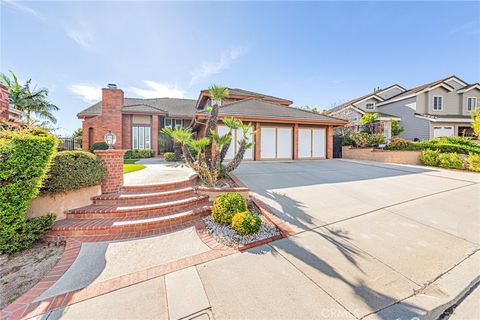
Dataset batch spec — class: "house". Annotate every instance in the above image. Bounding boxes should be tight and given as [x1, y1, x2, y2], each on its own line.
[77, 84, 347, 160]
[327, 76, 480, 140]
[0, 84, 25, 125]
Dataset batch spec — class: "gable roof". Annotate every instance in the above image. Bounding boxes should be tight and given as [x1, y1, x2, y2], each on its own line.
[197, 98, 346, 124]
[77, 98, 197, 118]
[458, 83, 480, 93]
[327, 91, 383, 115]
[196, 87, 293, 108]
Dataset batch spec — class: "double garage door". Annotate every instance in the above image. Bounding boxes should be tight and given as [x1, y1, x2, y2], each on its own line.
[260, 126, 326, 160]
[433, 126, 454, 138]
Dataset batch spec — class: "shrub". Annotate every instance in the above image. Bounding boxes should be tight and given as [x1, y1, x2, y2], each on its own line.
[367, 134, 385, 147]
[387, 138, 414, 150]
[164, 152, 175, 161]
[212, 192, 247, 224]
[41, 151, 106, 194]
[231, 211, 262, 235]
[467, 153, 480, 172]
[0, 129, 58, 254]
[350, 132, 370, 148]
[437, 152, 464, 169]
[124, 149, 154, 159]
[391, 120, 404, 136]
[89, 141, 109, 152]
[420, 149, 440, 167]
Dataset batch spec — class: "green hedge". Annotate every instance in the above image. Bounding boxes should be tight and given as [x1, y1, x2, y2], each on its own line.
[0, 129, 58, 254]
[387, 137, 480, 154]
[41, 151, 106, 194]
[164, 152, 175, 161]
[89, 141, 109, 152]
[212, 192, 247, 224]
[124, 149, 154, 159]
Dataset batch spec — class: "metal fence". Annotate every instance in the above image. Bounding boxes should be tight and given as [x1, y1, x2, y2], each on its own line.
[57, 137, 82, 151]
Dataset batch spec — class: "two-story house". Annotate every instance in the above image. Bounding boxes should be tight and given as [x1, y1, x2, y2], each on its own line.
[327, 76, 479, 140]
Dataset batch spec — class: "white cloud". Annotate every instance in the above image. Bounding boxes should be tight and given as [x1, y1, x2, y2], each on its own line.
[129, 81, 186, 98]
[190, 47, 246, 85]
[3, 0, 40, 18]
[67, 29, 94, 49]
[69, 84, 102, 102]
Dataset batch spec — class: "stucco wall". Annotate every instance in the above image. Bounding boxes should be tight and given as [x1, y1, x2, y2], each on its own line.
[27, 185, 101, 221]
[378, 97, 430, 140]
[342, 146, 421, 165]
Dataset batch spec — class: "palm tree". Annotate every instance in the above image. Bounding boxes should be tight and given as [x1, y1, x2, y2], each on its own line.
[204, 85, 229, 168]
[0, 70, 59, 126]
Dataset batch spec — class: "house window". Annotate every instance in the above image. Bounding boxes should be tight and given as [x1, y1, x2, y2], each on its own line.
[366, 103, 375, 110]
[433, 96, 443, 111]
[132, 125, 151, 150]
[164, 118, 172, 128]
[467, 97, 477, 111]
[175, 119, 182, 129]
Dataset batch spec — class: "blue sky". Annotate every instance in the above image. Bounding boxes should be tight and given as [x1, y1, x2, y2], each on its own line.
[1, 1, 479, 135]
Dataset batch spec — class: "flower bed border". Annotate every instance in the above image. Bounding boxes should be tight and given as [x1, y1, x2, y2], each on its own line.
[194, 173, 250, 200]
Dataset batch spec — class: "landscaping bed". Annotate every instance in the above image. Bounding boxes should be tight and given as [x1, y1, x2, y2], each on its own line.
[202, 199, 282, 250]
[0, 241, 65, 309]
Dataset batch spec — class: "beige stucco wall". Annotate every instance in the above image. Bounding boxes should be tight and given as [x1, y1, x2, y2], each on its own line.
[132, 115, 151, 124]
[27, 185, 101, 221]
[354, 97, 381, 111]
[416, 86, 480, 117]
[461, 88, 480, 116]
[342, 146, 421, 165]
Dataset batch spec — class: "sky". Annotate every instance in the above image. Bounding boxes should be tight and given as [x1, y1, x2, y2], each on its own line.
[1, 1, 479, 135]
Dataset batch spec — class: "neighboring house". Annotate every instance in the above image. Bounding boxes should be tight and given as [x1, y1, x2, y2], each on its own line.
[77, 85, 346, 160]
[327, 76, 480, 140]
[0, 83, 25, 125]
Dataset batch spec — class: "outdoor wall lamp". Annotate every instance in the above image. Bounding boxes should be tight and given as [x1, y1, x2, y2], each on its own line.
[104, 130, 116, 149]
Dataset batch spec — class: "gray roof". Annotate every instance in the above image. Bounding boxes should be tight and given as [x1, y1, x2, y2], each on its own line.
[77, 98, 197, 118]
[226, 88, 292, 103]
[198, 98, 345, 123]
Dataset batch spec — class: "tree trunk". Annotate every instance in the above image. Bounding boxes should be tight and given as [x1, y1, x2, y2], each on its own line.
[181, 144, 195, 167]
[219, 132, 232, 164]
[225, 140, 247, 174]
[204, 104, 219, 169]
[173, 142, 182, 161]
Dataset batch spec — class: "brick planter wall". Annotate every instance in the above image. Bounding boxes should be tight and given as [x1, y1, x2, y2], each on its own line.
[0, 84, 9, 121]
[94, 149, 126, 193]
[342, 146, 422, 165]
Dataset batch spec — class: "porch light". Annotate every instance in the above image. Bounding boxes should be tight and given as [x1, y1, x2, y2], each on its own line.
[104, 130, 116, 149]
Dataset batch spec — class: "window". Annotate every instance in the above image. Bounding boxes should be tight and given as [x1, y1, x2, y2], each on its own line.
[467, 97, 477, 111]
[132, 125, 151, 150]
[175, 119, 182, 129]
[433, 96, 443, 111]
[164, 118, 172, 128]
[366, 103, 375, 110]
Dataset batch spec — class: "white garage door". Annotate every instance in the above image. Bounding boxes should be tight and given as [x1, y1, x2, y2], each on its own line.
[433, 126, 454, 138]
[217, 125, 253, 160]
[260, 126, 292, 160]
[298, 128, 326, 159]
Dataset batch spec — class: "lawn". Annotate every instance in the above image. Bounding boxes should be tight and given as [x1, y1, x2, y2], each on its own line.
[123, 160, 146, 174]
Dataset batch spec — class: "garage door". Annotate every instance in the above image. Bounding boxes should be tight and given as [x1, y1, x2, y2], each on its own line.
[433, 126, 454, 138]
[298, 128, 326, 159]
[217, 125, 253, 160]
[260, 126, 292, 160]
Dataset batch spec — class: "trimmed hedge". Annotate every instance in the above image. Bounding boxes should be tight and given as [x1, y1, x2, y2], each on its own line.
[89, 141, 109, 152]
[0, 129, 58, 254]
[387, 137, 480, 154]
[124, 149, 154, 159]
[231, 211, 261, 235]
[41, 151, 106, 194]
[212, 192, 247, 224]
[467, 153, 480, 172]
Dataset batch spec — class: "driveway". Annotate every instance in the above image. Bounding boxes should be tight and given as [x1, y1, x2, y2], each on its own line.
[26, 160, 480, 320]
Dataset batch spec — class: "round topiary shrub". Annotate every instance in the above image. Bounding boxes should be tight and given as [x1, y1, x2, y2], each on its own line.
[89, 141, 109, 153]
[164, 152, 175, 162]
[231, 211, 261, 235]
[41, 151, 106, 193]
[212, 192, 247, 224]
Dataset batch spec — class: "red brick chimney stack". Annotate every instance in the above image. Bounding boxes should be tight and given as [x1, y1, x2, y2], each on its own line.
[101, 84, 124, 149]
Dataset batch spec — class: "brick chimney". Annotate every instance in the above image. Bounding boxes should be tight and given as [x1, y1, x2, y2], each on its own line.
[0, 84, 9, 121]
[100, 84, 124, 149]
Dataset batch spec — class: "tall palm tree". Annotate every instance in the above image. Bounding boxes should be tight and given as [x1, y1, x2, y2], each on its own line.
[0, 70, 59, 126]
[204, 85, 229, 168]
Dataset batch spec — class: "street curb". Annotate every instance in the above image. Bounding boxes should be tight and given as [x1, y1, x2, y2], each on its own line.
[364, 250, 480, 320]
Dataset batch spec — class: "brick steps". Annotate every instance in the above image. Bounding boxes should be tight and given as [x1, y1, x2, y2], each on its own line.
[47, 205, 211, 240]
[91, 187, 195, 205]
[47, 175, 210, 240]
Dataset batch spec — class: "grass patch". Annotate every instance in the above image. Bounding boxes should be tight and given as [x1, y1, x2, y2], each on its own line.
[123, 163, 146, 174]
[124, 159, 138, 164]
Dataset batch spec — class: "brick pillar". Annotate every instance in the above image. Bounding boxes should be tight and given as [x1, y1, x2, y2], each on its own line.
[95, 150, 126, 194]
[152, 115, 158, 155]
[255, 122, 261, 160]
[0, 84, 9, 121]
[327, 126, 334, 159]
[101, 86, 124, 149]
[293, 124, 299, 160]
